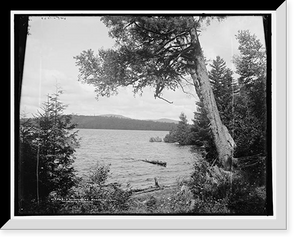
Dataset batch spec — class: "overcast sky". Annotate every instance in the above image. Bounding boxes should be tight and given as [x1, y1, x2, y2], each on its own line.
[20, 15, 265, 122]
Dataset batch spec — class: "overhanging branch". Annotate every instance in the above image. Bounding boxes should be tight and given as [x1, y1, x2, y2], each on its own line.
[154, 94, 173, 104]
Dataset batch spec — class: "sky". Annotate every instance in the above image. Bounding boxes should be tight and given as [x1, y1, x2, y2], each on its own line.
[20, 15, 265, 123]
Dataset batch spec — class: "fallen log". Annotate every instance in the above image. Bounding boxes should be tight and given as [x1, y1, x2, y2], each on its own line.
[131, 184, 174, 196]
[131, 186, 163, 195]
[141, 159, 167, 167]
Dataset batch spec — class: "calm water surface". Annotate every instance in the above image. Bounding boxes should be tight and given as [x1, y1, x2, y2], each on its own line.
[73, 129, 198, 189]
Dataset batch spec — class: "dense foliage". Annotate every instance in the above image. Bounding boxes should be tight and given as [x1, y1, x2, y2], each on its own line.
[163, 112, 192, 145]
[19, 90, 79, 211]
[232, 30, 267, 157]
[56, 164, 132, 214]
[74, 16, 223, 100]
[189, 158, 266, 215]
[160, 30, 268, 214]
[165, 31, 267, 160]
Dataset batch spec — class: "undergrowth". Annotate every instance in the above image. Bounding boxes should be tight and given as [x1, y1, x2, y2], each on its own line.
[21, 157, 267, 215]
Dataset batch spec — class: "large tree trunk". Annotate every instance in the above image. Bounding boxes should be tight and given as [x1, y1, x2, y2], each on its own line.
[190, 28, 236, 170]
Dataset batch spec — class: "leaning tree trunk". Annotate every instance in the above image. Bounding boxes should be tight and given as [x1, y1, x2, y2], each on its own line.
[190, 28, 236, 171]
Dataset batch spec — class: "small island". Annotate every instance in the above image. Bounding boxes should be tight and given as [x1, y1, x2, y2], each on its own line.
[149, 136, 162, 142]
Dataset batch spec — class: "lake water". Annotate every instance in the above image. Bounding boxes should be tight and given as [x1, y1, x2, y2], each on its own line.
[73, 129, 198, 190]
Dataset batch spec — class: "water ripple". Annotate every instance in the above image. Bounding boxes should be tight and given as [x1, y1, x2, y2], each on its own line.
[74, 129, 196, 189]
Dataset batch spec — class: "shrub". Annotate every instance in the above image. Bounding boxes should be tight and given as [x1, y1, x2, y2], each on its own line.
[163, 129, 178, 143]
[60, 163, 132, 214]
[168, 182, 194, 214]
[188, 158, 266, 215]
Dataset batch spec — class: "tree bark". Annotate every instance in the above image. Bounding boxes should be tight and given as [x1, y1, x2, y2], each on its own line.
[190, 28, 236, 170]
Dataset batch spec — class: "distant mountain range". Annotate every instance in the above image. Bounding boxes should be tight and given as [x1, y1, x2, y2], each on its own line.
[71, 114, 178, 131]
[153, 118, 179, 124]
[99, 114, 179, 124]
[99, 114, 131, 119]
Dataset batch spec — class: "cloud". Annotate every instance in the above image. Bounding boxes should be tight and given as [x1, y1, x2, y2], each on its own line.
[21, 65, 199, 122]
[20, 16, 264, 123]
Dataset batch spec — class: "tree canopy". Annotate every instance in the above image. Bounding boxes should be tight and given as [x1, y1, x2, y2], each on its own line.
[74, 16, 223, 101]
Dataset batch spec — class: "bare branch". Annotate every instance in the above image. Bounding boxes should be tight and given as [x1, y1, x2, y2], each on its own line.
[178, 82, 190, 95]
[177, 80, 198, 100]
[155, 95, 173, 104]
[179, 74, 194, 86]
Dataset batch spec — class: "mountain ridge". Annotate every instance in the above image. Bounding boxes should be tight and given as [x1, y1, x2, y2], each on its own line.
[153, 118, 179, 124]
[98, 114, 132, 119]
[71, 114, 177, 131]
[88, 114, 178, 124]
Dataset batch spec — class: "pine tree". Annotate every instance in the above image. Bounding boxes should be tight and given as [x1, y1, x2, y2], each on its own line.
[176, 112, 191, 145]
[209, 56, 237, 133]
[163, 112, 191, 145]
[190, 56, 236, 161]
[35, 90, 79, 200]
[233, 30, 267, 156]
[19, 89, 79, 208]
[191, 100, 217, 161]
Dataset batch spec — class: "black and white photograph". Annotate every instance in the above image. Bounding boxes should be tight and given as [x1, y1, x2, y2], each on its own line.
[16, 14, 272, 217]
[14, 12, 277, 221]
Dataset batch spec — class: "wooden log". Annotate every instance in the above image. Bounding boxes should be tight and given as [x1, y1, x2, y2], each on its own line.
[141, 159, 167, 167]
[131, 186, 163, 195]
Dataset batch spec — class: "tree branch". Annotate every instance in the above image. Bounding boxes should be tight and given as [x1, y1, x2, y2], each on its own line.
[134, 21, 162, 36]
[179, 74, 194, 86]
[155, 95, 173, 104]
[178, 82, 193, 97]
[154, 31, 190, 55]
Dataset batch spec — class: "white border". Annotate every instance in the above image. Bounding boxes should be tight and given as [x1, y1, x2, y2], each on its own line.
[13, 10, 274, 14]
[5, 4, 287, 229]
[271, 5, 277, 219]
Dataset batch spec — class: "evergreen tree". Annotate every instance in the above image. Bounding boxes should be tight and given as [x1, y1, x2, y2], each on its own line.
[209, 56, 237, 133]
[191, 32, 267, 158]
[163, 112, 192, 145]
[176, 112, 192, 145]
[233, 30, 267, 156]
[190, 56, 236, 161]
[19, 89, 79, 209]
[190, 100, 217, 161]
[233, 30, 266, 86]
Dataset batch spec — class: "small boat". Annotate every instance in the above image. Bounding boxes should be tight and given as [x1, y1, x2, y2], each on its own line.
[141, 159, 167, 167]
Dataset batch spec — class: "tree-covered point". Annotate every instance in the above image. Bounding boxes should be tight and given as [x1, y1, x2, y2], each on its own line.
[163, 112, 193, 145]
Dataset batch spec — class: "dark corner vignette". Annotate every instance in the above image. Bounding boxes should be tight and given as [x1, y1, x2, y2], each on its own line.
[13, 15, 29, 218]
